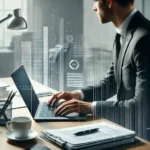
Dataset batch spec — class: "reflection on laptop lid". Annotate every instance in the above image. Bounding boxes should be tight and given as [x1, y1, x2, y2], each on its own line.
[11, 65, 39, 117]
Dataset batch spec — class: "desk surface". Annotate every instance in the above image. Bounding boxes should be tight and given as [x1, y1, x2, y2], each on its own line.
[0, 77, 150, 150]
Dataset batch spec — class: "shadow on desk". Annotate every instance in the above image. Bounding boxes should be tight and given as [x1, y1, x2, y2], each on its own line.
[109, 138, 146, 150]
[6, 137, 146, 150]
[76, 139, 146, 150]
[7, 139, 39, 149]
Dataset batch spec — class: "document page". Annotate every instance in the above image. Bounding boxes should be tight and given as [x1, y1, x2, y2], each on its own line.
[44, 122, 135, 145]
[7, 84, 51, 96]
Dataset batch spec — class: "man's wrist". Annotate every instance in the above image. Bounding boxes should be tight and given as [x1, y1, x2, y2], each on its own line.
[87, 102, 92, 114]
[71, 91, 81, 100]
[74, 90, 84, 100]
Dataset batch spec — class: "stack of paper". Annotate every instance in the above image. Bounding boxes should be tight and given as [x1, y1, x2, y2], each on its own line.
[7, 85, 52, 97]
[0, 81, 9, 99]
[6, 84, 53, 109]
[0, 81, 9, 89]
[41, 122, 136, 150]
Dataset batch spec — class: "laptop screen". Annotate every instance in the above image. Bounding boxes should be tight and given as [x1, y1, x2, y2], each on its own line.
[11, 65, 39, 117]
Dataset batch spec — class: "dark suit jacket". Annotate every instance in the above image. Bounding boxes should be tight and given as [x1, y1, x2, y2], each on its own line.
[81, 11, 150, 140]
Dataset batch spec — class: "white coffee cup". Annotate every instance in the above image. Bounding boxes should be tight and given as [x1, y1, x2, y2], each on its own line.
[6, 116, 32, 139]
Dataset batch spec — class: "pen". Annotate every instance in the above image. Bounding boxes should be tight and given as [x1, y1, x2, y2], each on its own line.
[73, 128, 99, 136]
[5, 90, 13, 105]
[8, 91, 17, 104]
[0, 90, 13, 113]
[0, 91, 16, 112]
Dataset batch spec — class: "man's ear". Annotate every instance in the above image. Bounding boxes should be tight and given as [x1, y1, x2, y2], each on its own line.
[107, 0, 115, 8]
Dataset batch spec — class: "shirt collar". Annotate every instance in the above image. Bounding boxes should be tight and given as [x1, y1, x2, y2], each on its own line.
[116, 9, 137, 36]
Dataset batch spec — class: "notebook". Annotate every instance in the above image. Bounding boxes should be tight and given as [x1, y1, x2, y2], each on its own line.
[41, 121, 136, 150]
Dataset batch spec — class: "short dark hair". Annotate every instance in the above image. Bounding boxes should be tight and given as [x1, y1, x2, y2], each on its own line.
[116, 0, 134, 7]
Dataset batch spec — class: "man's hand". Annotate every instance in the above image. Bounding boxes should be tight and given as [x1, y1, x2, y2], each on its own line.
[55, 99, 92, 116]
[47, 91, 81, 106]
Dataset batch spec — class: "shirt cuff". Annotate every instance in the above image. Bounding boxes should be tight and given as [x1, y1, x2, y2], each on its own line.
[75, 90, 84, 100]
[92, 101, 97, 115]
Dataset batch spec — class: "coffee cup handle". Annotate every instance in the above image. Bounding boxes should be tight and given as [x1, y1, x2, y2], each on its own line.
[6, 121, 13, 132]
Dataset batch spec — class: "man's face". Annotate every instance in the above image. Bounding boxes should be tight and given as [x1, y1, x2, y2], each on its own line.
[93, 0, 113, 24]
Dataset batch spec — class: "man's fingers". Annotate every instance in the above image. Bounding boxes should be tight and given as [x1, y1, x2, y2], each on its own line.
[47, 95, 56, 106]
[55, 100, 74, 112]
[55, 99, 78, 114]
[59, 99, 66, 105]
[55, 104, 69, 115]
[57, 91, 72, 100]
[48, 91, 74, 107]
[55, 104, 75, 115]
[54, 99, 92, 116]
[61, 108, 77, 116]
[53, 92, 65, 105]
[57, 91, 65, 99]
[47, 92, 63, 106]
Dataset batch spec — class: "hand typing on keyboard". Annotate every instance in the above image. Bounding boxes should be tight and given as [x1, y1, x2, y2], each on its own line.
[46, 100, 66, 117]
[47, 99, 66, 108]
[47, 91, 81, 107]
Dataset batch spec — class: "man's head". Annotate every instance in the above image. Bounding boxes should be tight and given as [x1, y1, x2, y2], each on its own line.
[93, 0, 134, 25]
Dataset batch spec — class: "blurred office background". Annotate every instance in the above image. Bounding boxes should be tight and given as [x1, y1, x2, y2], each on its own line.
[0, 0, 147, 91]
[0, 0, 150, 140]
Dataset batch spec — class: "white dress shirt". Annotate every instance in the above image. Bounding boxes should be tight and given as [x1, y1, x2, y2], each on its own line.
[78, 9, 137, 114]
[116, 9, 137, 44]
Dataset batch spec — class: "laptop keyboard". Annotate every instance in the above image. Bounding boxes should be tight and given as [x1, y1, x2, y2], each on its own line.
[39, 102, 55, 118]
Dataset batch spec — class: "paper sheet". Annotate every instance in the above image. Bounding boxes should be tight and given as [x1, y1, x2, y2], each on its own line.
[0, 81, 9, 88]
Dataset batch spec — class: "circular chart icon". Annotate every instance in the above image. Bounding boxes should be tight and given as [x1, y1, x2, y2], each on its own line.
[66, 35, 74, 42]
[69, 60, 80, 70]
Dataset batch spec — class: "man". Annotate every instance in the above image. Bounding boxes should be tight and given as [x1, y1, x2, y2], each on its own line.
[48, 0, 150, 140]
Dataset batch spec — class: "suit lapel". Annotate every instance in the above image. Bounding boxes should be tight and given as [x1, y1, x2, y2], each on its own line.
[117, 32, 133, 88]
[116, 11, 142, 90]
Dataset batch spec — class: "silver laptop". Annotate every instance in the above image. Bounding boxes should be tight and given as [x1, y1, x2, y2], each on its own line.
[11, 65, 87, 121]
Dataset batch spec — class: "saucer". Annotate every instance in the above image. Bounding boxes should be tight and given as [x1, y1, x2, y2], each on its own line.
[4, 130, 38, 141]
